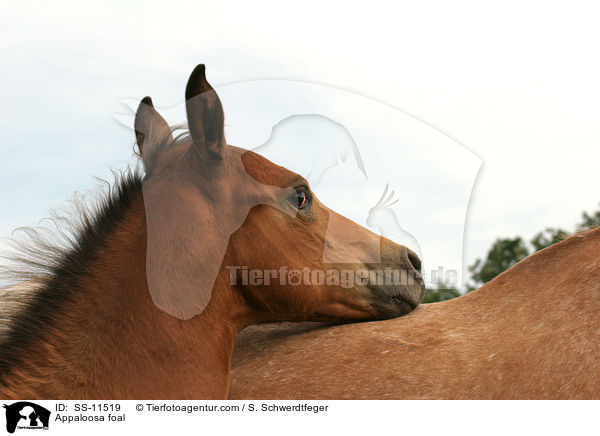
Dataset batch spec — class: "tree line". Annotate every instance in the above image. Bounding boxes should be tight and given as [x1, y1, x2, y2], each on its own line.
[423, 204, 600, 303]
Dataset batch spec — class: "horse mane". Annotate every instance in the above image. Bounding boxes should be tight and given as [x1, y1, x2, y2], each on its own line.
[0, 127, 196, 381]
[0, 168, 144, 379]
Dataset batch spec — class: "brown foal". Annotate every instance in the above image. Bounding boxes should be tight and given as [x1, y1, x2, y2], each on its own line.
[0, 65, 424, 399]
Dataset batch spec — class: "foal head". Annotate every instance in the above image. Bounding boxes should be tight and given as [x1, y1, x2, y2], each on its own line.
[134, 65, 424, 323]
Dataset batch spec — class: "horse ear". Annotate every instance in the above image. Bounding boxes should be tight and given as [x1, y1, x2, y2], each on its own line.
[185, 64, 225, 162]
[134, 96, 173, 165]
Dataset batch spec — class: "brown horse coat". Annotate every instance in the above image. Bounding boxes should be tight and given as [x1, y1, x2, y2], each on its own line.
[230, 226, 600, 399]
[0, 65, 423, 399]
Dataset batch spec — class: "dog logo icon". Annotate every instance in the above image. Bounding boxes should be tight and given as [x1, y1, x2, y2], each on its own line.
[3, 402, 50, 433]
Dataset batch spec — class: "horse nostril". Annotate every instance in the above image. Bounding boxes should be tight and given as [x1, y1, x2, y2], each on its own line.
[406, 249, 422, 272]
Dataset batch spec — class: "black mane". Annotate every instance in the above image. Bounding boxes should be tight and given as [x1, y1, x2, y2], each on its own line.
[0, 170, 143, 380]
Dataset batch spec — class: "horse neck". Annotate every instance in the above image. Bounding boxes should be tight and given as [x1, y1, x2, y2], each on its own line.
[460, 227, 600, 323]
[5, 191, 246, 399]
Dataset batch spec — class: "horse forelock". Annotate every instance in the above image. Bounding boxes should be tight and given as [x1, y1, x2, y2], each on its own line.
[140, 128, 191, 176]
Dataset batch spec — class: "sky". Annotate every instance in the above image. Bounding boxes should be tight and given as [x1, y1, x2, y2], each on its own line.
[1, 1, 599, 289]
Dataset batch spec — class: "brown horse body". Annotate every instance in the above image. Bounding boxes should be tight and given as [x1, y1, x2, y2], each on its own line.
[0, 65, 423, 399]
[231, 227, 600, 399]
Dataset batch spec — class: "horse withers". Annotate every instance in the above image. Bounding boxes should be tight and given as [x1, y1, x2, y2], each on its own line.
[0, 65, 424, 399]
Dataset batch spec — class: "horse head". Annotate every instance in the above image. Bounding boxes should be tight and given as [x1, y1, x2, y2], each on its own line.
[134, 65, 425, 323]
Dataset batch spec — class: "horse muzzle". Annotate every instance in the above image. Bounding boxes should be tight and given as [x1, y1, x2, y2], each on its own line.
[365, 245, 426, 320]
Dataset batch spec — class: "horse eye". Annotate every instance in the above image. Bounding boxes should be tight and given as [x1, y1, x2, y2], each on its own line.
[290, 189, 311, 210]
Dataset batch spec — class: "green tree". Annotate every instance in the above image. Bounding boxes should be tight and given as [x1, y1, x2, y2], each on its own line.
[468, 237, 529, 289]
[464, 204, 600, 292]
[423, 280, 461, 303]
[578, 204, 600, 230]
[530, 227, 569, 251]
